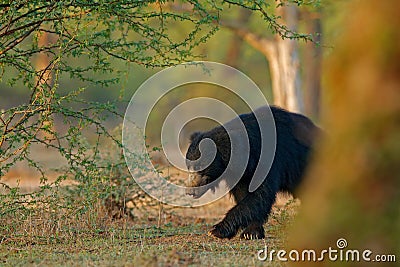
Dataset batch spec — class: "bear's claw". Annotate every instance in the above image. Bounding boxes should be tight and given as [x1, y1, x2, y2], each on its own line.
[240, 224, 265, 240]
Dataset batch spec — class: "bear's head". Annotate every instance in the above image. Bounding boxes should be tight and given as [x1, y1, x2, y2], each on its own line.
[185, 130, 229, 198]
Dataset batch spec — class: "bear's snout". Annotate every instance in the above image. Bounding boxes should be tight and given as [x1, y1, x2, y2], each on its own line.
[185, 187, 198, 197]
[185, 186, 208, 199]
[186, 172, 209, 198]
[187, 172, 204, 187]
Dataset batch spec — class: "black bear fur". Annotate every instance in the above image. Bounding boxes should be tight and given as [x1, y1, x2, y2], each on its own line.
[185, 105, 321, 239]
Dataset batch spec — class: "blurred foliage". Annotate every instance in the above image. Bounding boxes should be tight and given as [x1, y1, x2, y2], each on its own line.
[290, 1, 400, 266]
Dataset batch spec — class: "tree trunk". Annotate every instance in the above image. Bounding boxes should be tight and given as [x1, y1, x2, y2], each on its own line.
[34, 30, 57, 140]
[221, 4, 305, 113]
[266, 38, 303, 112]
[270, 4, 303, 113]
[228, 5, 304, 112]
[35, 31, 56, 88]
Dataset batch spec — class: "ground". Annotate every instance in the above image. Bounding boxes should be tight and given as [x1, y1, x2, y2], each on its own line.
[1, 147, 297, 266]
[0, 194, 297, 267]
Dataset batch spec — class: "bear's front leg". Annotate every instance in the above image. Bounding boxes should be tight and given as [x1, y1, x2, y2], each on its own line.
[240, 222, 265, 240]
[208, 220, 237, 239]
[209, 185, 277, 239]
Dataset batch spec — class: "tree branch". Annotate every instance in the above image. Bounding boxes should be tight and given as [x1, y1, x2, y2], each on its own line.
[219, 20, 275, 58]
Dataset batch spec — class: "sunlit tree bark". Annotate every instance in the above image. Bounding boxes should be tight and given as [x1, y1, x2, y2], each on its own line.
[34, 29, 57, 140]
[222, 4, 306, 113]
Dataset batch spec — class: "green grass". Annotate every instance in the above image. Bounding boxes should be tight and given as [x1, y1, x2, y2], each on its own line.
[1, 217, 291, 267]
[0, 193, 297, 267]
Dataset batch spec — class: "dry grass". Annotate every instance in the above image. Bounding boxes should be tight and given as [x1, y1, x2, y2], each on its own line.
[1, 148, 298, 266]
[0, 179, 297, 267]
[0, 192, 298, 267]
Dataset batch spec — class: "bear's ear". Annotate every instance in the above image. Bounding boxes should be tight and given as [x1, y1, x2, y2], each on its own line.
[189, 131, 202, 142]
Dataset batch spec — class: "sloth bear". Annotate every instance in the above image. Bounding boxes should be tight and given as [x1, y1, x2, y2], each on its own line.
[185, 105, 321, 239]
